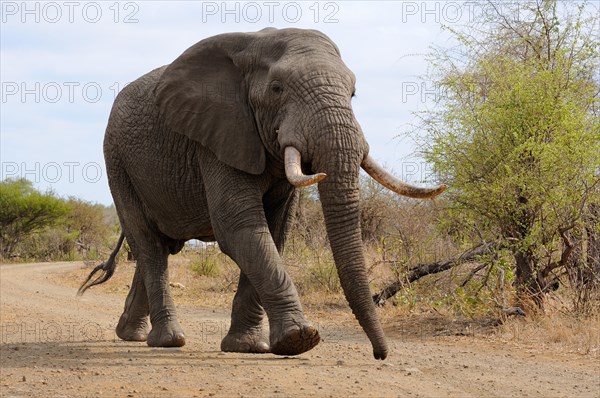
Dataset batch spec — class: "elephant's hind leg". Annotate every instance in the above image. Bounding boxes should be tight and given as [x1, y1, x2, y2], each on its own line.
[116, 259, 150, 342]
[109, 166, 184, 347]
[221, 272, 270, 353]
[139, 245, 185, 348]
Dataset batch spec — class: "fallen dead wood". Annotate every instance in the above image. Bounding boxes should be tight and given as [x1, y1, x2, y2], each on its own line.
[372, 242, 498, 306]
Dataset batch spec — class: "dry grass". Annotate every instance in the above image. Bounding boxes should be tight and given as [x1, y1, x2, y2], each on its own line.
[494, 312, 600, 357]
[56, 256, 237, 310]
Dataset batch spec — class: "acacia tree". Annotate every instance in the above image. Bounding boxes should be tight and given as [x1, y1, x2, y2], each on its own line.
[421, 0, 599, 306]
[0, 178, 68, 260]
[63, 198, 113, 258]
[0, 179, 117, 261]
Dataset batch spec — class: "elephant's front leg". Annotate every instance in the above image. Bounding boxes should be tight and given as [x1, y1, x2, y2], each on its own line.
[221, 182, 298, 354]
[216, 224, 319, 356]
[202, 161, 319, 355]
[116, 263, 150, 341]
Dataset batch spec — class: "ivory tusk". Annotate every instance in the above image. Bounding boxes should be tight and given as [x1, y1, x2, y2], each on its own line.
[361, 154, 446, 199]
[284, 147, 327, 187]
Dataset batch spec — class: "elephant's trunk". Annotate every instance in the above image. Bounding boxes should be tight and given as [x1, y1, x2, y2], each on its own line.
[314, 143, 389, 360]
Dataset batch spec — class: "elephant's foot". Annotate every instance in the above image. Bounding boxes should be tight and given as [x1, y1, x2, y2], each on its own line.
[221, 330, 270, 353]
[116, 313, 149, 342]
[270, 321, 320, 356]
[147, 317, 185, 347]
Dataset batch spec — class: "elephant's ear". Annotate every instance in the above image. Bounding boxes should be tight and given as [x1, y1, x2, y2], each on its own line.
[154, 34, 265, 175]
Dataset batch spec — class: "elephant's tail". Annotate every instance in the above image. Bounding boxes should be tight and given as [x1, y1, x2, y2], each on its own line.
[77, 232, 125, 296]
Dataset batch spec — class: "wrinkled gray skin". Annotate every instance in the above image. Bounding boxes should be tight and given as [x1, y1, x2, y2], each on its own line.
[104, 28, 388, 359]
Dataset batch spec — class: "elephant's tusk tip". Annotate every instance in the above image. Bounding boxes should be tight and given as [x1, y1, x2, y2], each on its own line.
[289, 172, 327, 187]
[426, 184, 447, 199]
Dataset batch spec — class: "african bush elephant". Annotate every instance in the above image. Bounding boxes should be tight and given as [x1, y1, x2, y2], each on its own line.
[79, 28, 445, 360]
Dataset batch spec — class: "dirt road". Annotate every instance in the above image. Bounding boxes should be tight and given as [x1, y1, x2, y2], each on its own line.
[1, 262, 598, 397]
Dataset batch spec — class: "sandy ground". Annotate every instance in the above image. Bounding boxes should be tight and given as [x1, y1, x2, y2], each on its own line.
[1, 261, 599, 397]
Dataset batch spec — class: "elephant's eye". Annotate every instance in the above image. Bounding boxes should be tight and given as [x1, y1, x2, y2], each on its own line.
[271, 81, 283, 94]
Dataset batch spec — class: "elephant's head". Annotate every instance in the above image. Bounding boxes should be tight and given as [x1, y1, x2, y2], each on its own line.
[155, 28, 445, 360]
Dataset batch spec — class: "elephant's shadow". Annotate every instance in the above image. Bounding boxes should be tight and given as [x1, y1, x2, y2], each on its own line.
[0, 340, 317, 371]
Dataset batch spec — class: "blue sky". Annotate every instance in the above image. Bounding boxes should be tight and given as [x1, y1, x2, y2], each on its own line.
[0, 1, 517, 205]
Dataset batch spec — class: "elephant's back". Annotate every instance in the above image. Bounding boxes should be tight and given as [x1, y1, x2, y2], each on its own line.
[103, 66, 211, 241]
[103, 66, 169, 152]
[118, 65, 168, 103]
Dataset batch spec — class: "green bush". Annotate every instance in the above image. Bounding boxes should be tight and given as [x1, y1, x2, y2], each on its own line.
[190, 256, 220, 277]
[0, 178, 117, 262]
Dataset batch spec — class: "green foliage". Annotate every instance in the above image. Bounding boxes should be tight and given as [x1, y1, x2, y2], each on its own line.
[190, 257, 220, 277]
[393, 287, 418, 309]
[0, 178, 117, 262]
[420, 0, 600, 301]
[188, 245, 221, 277]
[63, 197, 113, 259]
[0, 178, 68, 260]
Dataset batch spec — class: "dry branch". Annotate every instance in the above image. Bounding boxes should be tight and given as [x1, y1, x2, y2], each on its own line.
[372, 242, 498, 306]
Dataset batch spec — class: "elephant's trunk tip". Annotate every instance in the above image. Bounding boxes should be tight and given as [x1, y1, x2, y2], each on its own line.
[374, 346, 388, 360]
